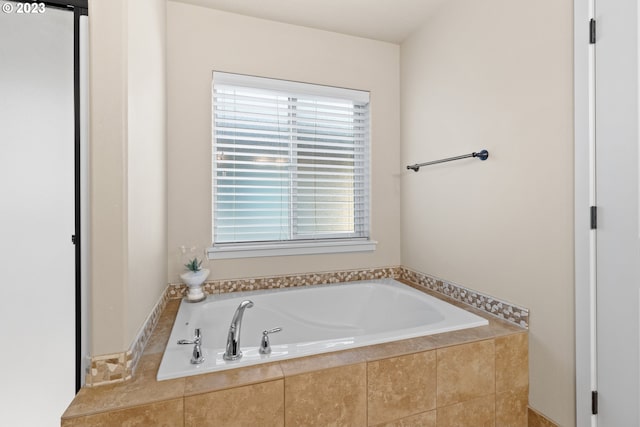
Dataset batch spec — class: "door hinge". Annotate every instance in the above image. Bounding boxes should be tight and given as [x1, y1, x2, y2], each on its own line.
[71, 235, 77, 245]
[590, 19, 596, 44]
[592, 390, 598, 415]
[590, 206, 597, 229]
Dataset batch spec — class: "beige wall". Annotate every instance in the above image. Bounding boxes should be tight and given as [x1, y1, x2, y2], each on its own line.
[166, 2, 401, 282]
[126, 0, 168, 347]
[89, 3, 576, 424]
[400, 0, 574, 425]
[88, 0, 167, 355]
[89, 0, 128, 354]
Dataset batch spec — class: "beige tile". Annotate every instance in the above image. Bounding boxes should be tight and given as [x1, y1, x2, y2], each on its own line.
[528, 406, 560, 427]
[63, 353, 185, 419]
[134, 352, 163, 375]
[62, 398, 183, 427]
[430, 325, 496, 348]
[436, 339, 495, 407]
[495, 332, 528, 393]
[143, 318, 175, 355]
[184, 361, 283, 396]
[436, 395, 495, 427]
[279, 348, 365, 377]
[163, 298, 181, 311]
[156, 299, 180, 325]
[184, 379, 284, 427]
[496, 389, 528, 427]
[489, 319, 526, 338]
[360, 335, 439, 362]
[285, 363, 367, 426]
[373, 410, 436, 427]
[368, 351, 436, 425]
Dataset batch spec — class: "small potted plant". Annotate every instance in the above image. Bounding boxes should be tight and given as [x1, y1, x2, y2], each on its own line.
[180, 256, 209, 302]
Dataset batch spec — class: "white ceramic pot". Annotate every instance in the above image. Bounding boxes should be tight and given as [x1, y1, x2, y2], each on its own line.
[180, 268, 209, 302]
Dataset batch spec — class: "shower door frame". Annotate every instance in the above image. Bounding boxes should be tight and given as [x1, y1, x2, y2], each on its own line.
[34, 0, 89, 391]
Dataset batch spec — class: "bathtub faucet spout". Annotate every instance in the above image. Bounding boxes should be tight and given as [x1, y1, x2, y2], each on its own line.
[223, 300, 254, 361]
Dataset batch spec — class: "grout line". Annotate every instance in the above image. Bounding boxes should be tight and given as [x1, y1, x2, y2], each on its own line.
[365, 359, 369, 426]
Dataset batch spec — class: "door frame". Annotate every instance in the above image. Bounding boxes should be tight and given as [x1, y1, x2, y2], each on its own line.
[575, 0, 597, 426]
[72, 2, 88, 392]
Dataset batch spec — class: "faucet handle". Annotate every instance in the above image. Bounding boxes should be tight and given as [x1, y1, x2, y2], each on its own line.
[178, 328, 205, 364]
[177, 328, 202, 345]
[259, 327, 282, 355]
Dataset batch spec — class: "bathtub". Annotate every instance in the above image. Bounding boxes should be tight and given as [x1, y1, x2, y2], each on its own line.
[157, 278, 488, 381]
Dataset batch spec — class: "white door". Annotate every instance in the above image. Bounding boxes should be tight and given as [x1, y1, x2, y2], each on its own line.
[0, 5, 77, 426]
[595, 0, 640, 424]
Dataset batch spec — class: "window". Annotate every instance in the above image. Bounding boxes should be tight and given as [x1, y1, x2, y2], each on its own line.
[209, 72, 375, 259]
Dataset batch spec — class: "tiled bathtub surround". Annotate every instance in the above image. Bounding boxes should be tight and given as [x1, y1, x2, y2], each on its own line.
[64, 296, 529, 426]
[86, 265, 528, 387]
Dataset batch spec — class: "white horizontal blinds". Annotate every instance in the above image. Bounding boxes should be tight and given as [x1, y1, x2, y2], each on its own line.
[212, 72, 370, 244]
[293, 98, 369, 239]
[213, 84, 291, 243]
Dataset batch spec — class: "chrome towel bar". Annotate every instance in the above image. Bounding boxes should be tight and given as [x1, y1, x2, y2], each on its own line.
[406, 149, 489, 172]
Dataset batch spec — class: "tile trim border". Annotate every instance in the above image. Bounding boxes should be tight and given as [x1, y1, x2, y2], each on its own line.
[400, 267, 529, 329]
[166, 266, 403, 298]
[85, 288, 170, 387]
[85, 265, 528, 387]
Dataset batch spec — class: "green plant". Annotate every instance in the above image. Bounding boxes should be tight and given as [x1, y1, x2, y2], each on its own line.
[184, 257, 203, 273]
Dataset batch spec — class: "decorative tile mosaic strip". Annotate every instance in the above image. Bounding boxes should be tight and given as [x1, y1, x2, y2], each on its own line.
[167, 266, 403, 297]
[400, 267, 529, 329]
[86, 289, 169, 387]
[85, 351, 130, 387]
[129, 289, 170, 375]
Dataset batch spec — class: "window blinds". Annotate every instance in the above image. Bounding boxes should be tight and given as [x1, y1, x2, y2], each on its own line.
[212, 72, 370, 245]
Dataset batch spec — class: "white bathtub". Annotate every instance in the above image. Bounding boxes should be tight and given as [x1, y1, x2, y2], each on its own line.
[157, 278, 488, 381]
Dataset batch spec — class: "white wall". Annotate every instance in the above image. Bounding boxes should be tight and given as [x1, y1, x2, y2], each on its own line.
[166, 2, 401, 282]
[400, 0, 574, 424]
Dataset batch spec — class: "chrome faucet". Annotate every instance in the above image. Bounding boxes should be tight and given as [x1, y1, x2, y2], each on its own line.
[223, 300, 254, 361]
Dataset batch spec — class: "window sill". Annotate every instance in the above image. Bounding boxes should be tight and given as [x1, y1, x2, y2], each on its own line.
[207, 239, 377, 260]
